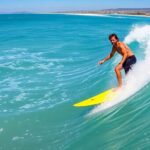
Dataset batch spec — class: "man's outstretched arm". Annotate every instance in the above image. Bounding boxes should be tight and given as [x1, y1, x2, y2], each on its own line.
[98, 46, 116, 65]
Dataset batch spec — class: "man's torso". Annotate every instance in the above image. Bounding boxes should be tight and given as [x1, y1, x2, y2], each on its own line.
[114, 41, 134, 58]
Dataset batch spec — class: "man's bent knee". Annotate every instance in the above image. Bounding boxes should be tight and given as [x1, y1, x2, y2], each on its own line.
[115, 66, 122, 72]
[115, 67, 120, 73]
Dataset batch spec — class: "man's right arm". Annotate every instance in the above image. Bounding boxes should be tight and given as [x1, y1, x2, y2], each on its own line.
[98, 46, 116, 65]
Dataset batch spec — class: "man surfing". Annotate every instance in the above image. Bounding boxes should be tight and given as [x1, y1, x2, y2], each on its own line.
[98, 33, 137, 90]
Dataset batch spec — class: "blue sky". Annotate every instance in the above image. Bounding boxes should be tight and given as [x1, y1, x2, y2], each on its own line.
[0, 0, 149, 13]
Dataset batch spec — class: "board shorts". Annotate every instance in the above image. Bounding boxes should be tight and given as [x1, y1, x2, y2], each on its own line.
[122, 55, 137, 74]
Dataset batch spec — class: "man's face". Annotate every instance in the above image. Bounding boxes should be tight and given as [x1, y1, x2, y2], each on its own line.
[110, 36, 118, 46]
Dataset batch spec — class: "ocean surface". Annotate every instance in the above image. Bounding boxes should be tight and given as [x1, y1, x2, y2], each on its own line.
[0, 14, 150, 150]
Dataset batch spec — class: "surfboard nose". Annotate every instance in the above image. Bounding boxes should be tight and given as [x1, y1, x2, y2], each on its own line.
[73, 88, 118, 107]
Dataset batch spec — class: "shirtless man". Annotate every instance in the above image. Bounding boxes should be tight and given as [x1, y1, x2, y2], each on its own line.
[98, 33, 137, 89]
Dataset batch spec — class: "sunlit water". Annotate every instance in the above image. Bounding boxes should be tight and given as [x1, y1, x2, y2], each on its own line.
[0, 14, 150, 150]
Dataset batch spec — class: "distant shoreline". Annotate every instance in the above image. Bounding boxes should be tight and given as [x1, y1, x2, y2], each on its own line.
[52, 8, 150, 17]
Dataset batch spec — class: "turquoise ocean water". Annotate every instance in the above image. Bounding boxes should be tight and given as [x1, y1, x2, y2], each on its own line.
[0, 14, 150, 150]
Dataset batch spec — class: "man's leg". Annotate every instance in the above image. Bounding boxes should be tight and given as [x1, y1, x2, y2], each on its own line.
[115, 66, 122, 87]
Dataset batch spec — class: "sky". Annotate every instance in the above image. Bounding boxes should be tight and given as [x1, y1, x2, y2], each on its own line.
[0, 0, 149, 13]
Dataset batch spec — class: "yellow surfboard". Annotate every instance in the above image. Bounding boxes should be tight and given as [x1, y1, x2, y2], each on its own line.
[73, 88, 118, 107]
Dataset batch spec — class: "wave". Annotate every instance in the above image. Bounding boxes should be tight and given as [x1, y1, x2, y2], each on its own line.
[59, 13, 110, 17]
[88, 24, 150, 115]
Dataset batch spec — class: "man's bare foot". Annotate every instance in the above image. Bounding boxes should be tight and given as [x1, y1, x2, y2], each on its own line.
[112, 86, 122, 92]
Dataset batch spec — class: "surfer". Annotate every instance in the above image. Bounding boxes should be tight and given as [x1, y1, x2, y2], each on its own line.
[98, 33, 137, 90]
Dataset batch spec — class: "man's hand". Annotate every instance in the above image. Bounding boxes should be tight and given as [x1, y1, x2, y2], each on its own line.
[117, 62, 123, 69]
[98, 60, 105, 65]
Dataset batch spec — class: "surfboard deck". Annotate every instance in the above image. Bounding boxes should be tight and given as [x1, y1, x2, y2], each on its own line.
[73, 88, 118, 107]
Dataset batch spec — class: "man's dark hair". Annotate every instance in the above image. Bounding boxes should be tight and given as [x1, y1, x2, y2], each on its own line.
[109, 33, 119, 41]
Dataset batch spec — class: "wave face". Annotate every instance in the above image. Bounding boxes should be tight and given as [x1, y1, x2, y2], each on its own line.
[0, 14, 150, 150]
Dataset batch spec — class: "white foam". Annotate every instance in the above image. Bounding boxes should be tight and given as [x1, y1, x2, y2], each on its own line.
[12, 136, 24, 141]
[0, 128, 4, 133]
[89, 24, 150, 115]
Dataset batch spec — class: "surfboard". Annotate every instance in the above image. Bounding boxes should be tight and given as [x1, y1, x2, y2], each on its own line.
[73, 88, 118, 107]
